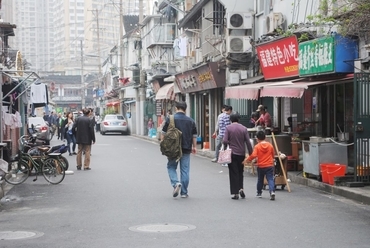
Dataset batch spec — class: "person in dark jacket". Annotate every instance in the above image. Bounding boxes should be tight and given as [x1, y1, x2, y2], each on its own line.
[72, 108, 96, 170]
[223, 112, 253, 200]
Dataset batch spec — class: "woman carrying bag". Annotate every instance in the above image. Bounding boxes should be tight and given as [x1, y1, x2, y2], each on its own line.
[223, 112, 253, 200]
[65, 112, 77, 156]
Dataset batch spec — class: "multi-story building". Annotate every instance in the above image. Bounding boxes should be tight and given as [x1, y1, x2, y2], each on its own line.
[1, 0, 55, 72]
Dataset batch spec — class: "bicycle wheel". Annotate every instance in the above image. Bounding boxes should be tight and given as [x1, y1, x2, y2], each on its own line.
[4, 160, 30, 185]
[42, 158, 65, 184]
[60, 156, 69, 171]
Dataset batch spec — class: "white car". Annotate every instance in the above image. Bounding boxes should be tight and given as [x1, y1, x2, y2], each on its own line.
[100, 114, 129, 135]
[27, 117, 51, 144]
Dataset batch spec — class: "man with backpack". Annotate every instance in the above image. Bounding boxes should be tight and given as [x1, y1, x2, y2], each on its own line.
[161, 101, 197, 198]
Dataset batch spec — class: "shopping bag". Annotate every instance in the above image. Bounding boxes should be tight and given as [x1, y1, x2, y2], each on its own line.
[217, 144, 232, 164]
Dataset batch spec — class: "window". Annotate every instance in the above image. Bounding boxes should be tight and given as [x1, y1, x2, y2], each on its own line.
[257, 0, 265, 14]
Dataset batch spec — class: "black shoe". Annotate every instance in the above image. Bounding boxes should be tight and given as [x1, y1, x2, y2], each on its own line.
[69, 153, 73, 156]
[239, 190, 245, 199]
[231, 194, 239, 200]
[72, 152, 77, 155]
[76, 166, 81, 170]
[270, 192, 275, 201]
[84, 167, 91, 170]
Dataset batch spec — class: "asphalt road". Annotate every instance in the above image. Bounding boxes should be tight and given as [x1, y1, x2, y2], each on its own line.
[1, 134, 370, 248]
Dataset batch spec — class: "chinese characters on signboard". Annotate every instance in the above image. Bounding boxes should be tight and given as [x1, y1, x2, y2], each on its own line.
[299, 36, 334, 76]
[256, 36, 299, 80]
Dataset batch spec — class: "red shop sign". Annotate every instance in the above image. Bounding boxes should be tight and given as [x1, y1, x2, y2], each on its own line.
[256, 36, 299, 80]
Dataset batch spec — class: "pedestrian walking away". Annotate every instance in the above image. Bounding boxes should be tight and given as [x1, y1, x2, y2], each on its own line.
[64, 112, 77, 156]
[215, 105, 232, 166]
[161, 101, 197, 198]
[244, 131, 276, 200]
[73, 108, 96, 171]
[211, 104, 227, 163]
[223, 112, 253, 200]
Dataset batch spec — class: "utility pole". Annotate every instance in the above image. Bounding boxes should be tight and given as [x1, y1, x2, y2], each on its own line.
[95, 9, 102, 78]
[89, 8, 103, 112]
[119, 0, 124, 78]
[80, 40, 85, 109]
[136, 0, 145, 136]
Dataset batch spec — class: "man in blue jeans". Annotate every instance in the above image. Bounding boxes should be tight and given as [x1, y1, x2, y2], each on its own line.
[161, 101, 197, 198]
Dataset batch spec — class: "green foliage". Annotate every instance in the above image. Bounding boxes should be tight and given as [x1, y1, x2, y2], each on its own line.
[278, 0, 370, 43]
[102, 108, 117, 119]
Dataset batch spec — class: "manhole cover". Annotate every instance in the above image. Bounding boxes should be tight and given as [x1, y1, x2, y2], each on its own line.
[0, 231, 43, 240]
[129, 223, 196, 233]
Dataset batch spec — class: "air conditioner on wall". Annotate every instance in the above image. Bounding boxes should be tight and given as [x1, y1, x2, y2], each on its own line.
[226, 12, 253, 29]
[266, 12, 284, 33]
[227, 36, 252, 54]
[229, 72, 240, 86]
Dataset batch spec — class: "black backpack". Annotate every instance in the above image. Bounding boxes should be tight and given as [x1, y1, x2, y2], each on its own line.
[160, 115, 182, 161]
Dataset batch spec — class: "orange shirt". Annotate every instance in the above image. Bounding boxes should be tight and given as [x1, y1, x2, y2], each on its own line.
[246, 141, 274, 168]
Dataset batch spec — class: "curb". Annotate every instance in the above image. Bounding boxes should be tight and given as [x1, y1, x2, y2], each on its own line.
[288, 172, 370, 205]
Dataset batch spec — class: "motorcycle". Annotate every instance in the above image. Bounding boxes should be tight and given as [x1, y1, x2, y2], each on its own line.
[26, 127, 69, 170]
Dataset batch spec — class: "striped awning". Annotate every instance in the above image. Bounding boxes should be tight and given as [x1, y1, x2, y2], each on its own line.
[106, 101, 120, 106]
[155, 83, 175, 100]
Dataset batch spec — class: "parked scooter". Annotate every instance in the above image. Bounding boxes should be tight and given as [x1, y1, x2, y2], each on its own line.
[26, 127, 69, 170]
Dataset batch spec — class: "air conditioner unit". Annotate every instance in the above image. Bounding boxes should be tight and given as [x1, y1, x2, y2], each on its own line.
[266, 12, 284, 33]
[227, 36, 252, 54]
[226, 12, 253, 29]
[229, 72, 240, 86]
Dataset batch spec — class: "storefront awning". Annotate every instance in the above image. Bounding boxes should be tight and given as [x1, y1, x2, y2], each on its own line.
[106, 101, 120, 106]
[156, 83, 175, 100]
[260, 77, 353, 98]
[225, 82, 269, 100]
[241, 75, 264, 84]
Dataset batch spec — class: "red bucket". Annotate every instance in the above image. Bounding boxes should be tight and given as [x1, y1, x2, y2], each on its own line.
[320, 164, 332, 183]
[326, 164, 346, 185]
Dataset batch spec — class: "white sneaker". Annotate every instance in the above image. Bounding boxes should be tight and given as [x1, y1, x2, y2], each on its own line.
[222, 163, 228, 167]
[173, 183, 181, 197]
[181, 194, 188, 198]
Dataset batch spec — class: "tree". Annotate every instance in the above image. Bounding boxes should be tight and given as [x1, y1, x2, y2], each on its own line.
[306, 0, 370, 43]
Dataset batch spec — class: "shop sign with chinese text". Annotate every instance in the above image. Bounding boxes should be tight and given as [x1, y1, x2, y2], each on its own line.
[256, 36, 299, 80]
[299, 35, 358, 76]
[299, 36, 334, 75]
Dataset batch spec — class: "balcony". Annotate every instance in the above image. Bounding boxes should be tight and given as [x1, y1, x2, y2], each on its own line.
[144, 23, 177, 48]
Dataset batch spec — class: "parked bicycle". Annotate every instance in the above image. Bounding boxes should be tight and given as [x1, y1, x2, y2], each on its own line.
[27, 125, 69, 170]
[4, 136, 66, 185]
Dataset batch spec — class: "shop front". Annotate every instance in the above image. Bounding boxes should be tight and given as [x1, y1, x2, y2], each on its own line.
[258, 34, 358, 180]
[175, 62, 226, 150]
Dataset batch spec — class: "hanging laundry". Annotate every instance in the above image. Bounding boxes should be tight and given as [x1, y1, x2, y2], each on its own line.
[30, 82, 48, 104]
[15, 111, 22, 128]
[173, 38, 181, 59]
[179, 36, 188, 57]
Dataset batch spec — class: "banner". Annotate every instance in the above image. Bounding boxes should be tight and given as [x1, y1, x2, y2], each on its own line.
[256, 36, 299, 80]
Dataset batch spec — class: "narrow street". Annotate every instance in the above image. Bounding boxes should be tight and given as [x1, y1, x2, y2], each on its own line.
[1, 134, 370, 248]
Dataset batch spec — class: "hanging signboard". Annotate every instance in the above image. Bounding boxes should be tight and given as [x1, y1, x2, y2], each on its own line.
[256, 36, 299, 80]
[299, 35, 358, 76]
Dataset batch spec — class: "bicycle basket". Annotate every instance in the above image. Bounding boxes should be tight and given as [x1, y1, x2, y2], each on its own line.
[18, 137, 27, 151]
[0, 159, 8, 172]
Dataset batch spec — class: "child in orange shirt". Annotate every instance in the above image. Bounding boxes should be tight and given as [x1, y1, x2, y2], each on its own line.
[244, 131, 276, 200]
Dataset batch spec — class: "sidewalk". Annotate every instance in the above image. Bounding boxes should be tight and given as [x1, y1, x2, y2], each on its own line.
[141, 135, 370, 205]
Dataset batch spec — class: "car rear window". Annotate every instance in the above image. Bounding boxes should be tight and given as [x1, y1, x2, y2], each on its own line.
[105, 115, 125, 120]
[28, 118, 45, 126]
[105, 115, 117, 120]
